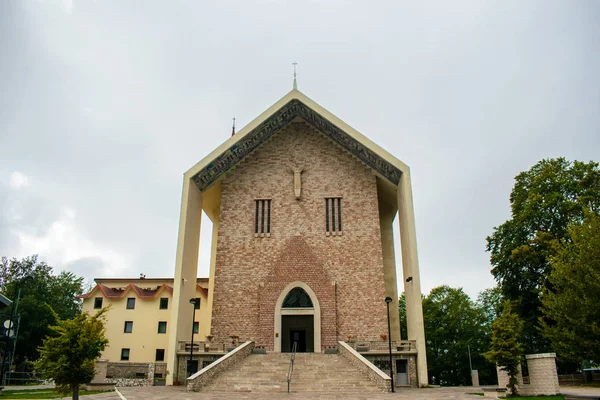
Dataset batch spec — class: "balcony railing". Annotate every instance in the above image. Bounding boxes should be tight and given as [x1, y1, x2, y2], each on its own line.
[347, 340, 417, 352]
[177, 341, 227, 353]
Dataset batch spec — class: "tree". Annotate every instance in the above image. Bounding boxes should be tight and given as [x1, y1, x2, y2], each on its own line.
[397, 293, 408, 340]
[34, 308, 109, 400]
[476, 286, 502, 328]
[0, 255, 84, 368]
[422, 286, 495, 386]
[540, 211, 600, 364]
[485, 301, 524, 396]
[486, 158, 600, 354]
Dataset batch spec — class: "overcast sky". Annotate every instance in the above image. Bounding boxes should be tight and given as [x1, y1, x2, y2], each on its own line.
[1, 0, 599, 300]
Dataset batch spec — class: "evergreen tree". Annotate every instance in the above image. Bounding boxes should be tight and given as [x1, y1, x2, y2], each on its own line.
[485, 301, 524, 396]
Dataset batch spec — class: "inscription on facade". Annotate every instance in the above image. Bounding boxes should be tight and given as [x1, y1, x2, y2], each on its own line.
[192, 99, 402, 191]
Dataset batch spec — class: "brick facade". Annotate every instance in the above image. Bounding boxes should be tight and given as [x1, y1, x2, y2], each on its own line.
[209, 121, 388, 351]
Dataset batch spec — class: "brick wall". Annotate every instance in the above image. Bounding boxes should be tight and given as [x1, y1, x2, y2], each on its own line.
[496, 353, 559, 396]
[521, 353, 559, 396]
[210, 121, 388, 350]
[338, 341, 390, 392]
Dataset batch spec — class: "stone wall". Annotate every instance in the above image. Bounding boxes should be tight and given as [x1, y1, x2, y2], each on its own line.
[187, 341, 254, 391]
[107, 362, 150, 379]
[496, 363, 523, 391]
[497, 353, 559, 396]
[338, 341, 391, 392]
[362, 354, 417, 388]
[521, 353, 559, 396]
[210, 122, 388, 350]
[91, 361, 161, 388]
[176, 354, 222, 383]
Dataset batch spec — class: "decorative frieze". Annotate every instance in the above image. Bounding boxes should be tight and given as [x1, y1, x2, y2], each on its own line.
[192, 99, 402, 192]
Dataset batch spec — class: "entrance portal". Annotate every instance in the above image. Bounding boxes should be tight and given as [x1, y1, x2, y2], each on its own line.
[274, 282, 321, 353]
[281, 315, 314, 352]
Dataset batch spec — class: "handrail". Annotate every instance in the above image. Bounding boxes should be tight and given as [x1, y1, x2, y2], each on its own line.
[286, 341, 298, 393]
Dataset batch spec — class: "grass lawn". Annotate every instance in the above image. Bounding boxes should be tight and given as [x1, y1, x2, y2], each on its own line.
[501, 396, 565, 400]
[466, 394, 565, 400]
[0, 388, 109, 399]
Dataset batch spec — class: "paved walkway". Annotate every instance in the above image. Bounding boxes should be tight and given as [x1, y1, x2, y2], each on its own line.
[561, 387, 600, 399]
[5, 384, 599, 399]
[113, 386, 491, 400]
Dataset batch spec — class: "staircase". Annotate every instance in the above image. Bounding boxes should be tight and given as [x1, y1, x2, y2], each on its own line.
[202, 352, 383, 393]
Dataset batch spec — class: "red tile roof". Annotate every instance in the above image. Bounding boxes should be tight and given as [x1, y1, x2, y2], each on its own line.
[78, 283, 174, 299]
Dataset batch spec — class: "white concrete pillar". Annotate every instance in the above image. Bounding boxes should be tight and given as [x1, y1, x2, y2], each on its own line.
[379, 199, 401, 342]
[166, 177, 202, 385]
[397, 169, 428, 386]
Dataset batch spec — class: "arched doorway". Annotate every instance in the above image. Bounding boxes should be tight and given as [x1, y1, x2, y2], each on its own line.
[274, 282, 321, 353]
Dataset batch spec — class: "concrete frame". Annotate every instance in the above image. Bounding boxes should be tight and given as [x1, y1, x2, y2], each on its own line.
[273, 281, 321, 353]
[167, 88, 428, 386]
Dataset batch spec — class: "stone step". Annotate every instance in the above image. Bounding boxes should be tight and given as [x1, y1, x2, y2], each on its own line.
[202, 353, 383, 393]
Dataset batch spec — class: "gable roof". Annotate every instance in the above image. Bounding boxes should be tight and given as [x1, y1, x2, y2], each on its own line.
[185, 89, 409, 192]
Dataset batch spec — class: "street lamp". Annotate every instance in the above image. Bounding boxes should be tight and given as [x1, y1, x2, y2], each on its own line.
[187, 298, 200, 377]
[1, 275, 33, 385]
[385, 296, 395, 393]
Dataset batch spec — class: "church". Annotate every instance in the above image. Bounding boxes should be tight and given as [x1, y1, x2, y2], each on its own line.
[165, 85, 428, 388]
[80, 83, 428, 390]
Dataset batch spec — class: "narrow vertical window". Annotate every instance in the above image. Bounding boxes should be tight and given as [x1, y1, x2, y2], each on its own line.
[325, 197, 343, 234]
[255, 200, 259, 234]
[331, 197, 336, 232]
[254, 199, 272, 237]
[325, 198, 330, 232]
[337, 198, 342, 232]
[261, 200, 265, 233]
[267, 200, 271, 233]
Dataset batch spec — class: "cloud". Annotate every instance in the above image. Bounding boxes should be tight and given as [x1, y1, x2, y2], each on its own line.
[9, 172, 30, 190]
[9, 206, 131, 279]
[62, 0, 73, 14]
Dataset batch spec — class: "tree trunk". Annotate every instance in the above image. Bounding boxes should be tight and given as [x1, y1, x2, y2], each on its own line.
[72, 384, 79, 400]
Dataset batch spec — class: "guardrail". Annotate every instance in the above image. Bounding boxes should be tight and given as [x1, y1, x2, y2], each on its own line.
[286, 341, 298, 393]
[347, 340, 416, 352]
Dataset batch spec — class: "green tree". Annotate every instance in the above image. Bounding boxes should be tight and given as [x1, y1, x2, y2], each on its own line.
[485, 301, 524, 396]
[397, 293, 408, 340]
[540, 211, 600, 364]
[486, 158, 600, 354]
[476, 286, 503, 328]
[423, 286, 495, 386]
[0, 255, 84, 368]
[35, 308, 109, 400]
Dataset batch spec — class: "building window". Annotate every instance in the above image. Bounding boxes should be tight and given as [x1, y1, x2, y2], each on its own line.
[121, 348, 130, 361]
[126, 298, 136, 309]
[94, 297, 103, 309]
[193, 298, 200, 310]
[157, 321, 167, 334]
[155, 349, 165, 362]
[325, 197, 342, 234]
[254, 199, 271, 236]
[124, 321, 133, 333]
[159, 298, 168, 309]
[193, 322, 199, 334]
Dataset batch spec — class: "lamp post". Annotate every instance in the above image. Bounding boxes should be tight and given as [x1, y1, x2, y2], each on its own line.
[1, 275, 33, 385]
[385, 296, 395, 392]
[187, 298, 200, 377]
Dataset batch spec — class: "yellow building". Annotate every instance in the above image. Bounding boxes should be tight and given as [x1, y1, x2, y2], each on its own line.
[79, 277, 210, 365]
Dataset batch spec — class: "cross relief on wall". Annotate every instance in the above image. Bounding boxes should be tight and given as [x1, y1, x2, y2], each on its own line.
[288, 163, 304, 199]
